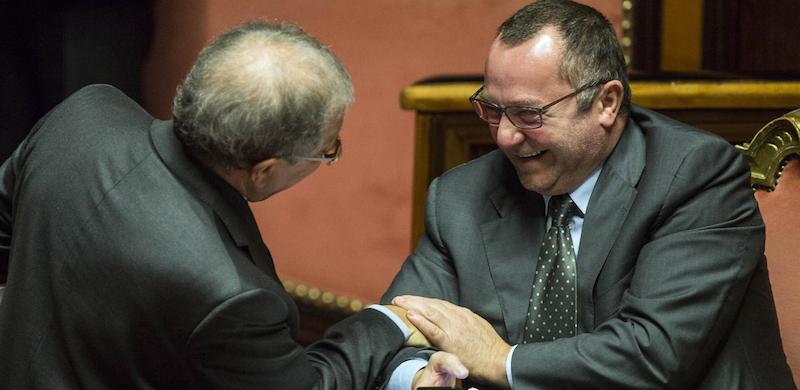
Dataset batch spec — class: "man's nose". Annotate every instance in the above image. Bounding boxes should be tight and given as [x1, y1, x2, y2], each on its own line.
[494, 115, 526, 147]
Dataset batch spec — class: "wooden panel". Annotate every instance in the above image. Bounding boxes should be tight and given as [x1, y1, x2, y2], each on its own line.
[661, 0, 703, 72]
[629, 0, 661, 73]
[736, 0, 800, 74]
[702, 0, 739, 72]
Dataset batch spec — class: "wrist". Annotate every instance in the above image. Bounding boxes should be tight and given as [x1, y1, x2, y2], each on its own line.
[488, 342, 512, 388]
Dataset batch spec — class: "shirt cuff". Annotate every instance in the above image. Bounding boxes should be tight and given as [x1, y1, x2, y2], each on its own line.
[506, 344, 518, 388]
[367, 304, 410, 340]
[387, 358, 428, 390]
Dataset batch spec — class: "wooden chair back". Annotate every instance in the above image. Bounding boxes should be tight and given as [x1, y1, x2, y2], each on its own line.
[737, 108, 800, 384]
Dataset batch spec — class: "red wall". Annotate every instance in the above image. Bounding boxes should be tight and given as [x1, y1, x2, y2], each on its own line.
[142, 0, 622, 303]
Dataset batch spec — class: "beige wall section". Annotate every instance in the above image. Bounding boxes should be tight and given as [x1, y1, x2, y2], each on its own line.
[141, 0, 622, 302]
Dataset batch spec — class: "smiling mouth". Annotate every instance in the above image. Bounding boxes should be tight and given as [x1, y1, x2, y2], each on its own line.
[519, 150, 545, 158]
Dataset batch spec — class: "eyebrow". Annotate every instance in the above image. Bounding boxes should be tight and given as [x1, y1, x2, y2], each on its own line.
[487, 96, 545, 108]
[479, 90, 545, 108]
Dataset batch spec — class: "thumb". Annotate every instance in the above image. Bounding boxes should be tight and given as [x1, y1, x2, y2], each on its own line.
[429, 351, 468, 379]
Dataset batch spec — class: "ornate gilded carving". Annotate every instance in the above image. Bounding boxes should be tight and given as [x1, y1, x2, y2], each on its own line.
[282, 279, 366, 315]
[621, 0, 634, 67]
[736, 109, 800, 190]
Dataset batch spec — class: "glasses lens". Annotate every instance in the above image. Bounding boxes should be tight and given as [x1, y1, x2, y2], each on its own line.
[506, 107, 543, 129]
[472, 99, 502, 124]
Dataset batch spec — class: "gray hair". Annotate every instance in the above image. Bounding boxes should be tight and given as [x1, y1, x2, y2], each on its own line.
[172, 20, 353, 168]
[498, 0, 631, 114]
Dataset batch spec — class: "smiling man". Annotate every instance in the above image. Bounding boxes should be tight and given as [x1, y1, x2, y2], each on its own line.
[383, 1, 794, 389]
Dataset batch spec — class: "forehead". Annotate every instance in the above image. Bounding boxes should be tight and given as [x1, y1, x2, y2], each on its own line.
[483, 29, 568, 104]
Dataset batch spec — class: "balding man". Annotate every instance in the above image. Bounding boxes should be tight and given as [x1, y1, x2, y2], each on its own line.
[0, 21, 464, 389]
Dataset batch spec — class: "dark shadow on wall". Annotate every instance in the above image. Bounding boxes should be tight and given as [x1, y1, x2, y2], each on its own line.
[0, 0, 154, 162]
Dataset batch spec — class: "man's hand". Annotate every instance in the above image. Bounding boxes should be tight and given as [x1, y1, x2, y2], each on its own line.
[393, 296, 511, 388]
[412, 351, 468, 389]
[383, 304, 432, 347]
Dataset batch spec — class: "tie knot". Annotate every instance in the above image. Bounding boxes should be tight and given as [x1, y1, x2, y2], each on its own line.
[549, 194, 578, 227]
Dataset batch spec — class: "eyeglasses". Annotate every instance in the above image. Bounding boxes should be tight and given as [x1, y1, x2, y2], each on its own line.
[469, 80, 607, 130]
[294, 138, 342, 165]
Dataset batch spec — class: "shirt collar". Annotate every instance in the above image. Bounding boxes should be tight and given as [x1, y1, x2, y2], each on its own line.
[543, 166, 602, 217]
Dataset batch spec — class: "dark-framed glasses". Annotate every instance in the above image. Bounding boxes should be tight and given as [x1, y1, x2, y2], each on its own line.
[295, 138, 342, 165]
[469, 80, 608, 130]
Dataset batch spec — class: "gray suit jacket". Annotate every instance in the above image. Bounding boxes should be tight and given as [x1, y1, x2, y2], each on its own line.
[0, 85, 402, 389]
[382, 106, 795, 389]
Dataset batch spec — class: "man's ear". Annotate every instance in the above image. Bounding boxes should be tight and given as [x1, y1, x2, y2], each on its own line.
[249, 158, 280, 190]
[596, 80, 624, 128]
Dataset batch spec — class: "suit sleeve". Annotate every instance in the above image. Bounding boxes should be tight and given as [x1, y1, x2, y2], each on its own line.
[510, 141, 765, 389]
[381, 178, 460, 303]
[0, 110, 53, 283]
[186, 288, 405, 390]
[0, 139, 25, 283]
[377, 178, 457, 386]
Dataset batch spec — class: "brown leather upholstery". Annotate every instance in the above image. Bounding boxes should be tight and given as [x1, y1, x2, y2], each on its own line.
[737, 109, 800, 384]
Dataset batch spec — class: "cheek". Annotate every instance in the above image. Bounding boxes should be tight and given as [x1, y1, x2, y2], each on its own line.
[488, 125, 499, 142]
[561, 120, 601, 152]
[279, 163, 319, 190]
[581, 126, 609, 153]
[296, 163, 320, 181]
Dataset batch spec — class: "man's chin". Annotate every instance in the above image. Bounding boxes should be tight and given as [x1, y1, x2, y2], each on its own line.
[517, 174, 552, 195]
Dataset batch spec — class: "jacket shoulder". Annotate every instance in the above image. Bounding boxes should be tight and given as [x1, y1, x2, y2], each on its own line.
[435, 149, 513, 193]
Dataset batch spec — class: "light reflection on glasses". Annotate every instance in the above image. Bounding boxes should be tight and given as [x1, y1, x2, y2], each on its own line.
[294, 138, 342, 165]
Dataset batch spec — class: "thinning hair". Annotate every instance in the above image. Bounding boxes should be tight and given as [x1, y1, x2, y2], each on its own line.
[173, 20, 353, 168]
[498, 0, 631, 114]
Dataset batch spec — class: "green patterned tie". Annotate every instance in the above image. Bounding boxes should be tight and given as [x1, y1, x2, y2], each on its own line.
[523, 194, 580, 343]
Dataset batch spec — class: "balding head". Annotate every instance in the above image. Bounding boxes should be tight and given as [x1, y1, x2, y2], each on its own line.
[497, 0, 630, 115]
[173, 21, 353, 169]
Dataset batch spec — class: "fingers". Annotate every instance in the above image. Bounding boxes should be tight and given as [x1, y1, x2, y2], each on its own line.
[412, 352, 468, 389]
[380, 304, 432, 347]
[393, 296, 513, 388]
[393, 296, 456, 326]
[393, 296, 470, 348]
[407, 309, 446, 346]
[393, 295, 455, 313]
[429, 351, 469, 379]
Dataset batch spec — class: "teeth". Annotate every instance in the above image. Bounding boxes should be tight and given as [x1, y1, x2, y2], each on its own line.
[520, 150, 544, 158]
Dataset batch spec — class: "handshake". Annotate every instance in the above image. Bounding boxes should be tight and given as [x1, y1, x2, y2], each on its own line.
[384, 296, 512, 390]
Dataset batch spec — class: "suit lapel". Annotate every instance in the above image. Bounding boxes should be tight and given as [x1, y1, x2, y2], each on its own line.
[576, 117, 645, 331]
[149, 120, 279, 281]
[481, 161, 546, 343]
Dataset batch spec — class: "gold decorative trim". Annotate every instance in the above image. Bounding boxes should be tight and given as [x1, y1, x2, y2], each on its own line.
[401, 81, 800, 112]
[401, 83, 479, 111]
[621, 0, 634, 67]
[631, 81, 800, 109]
[736, 108, 800, 190]
[282, 279, 367, 315]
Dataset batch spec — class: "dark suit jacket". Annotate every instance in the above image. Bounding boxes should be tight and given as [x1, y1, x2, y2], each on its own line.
[382, 106, 795, 389]
[0, 85, 402, 389]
